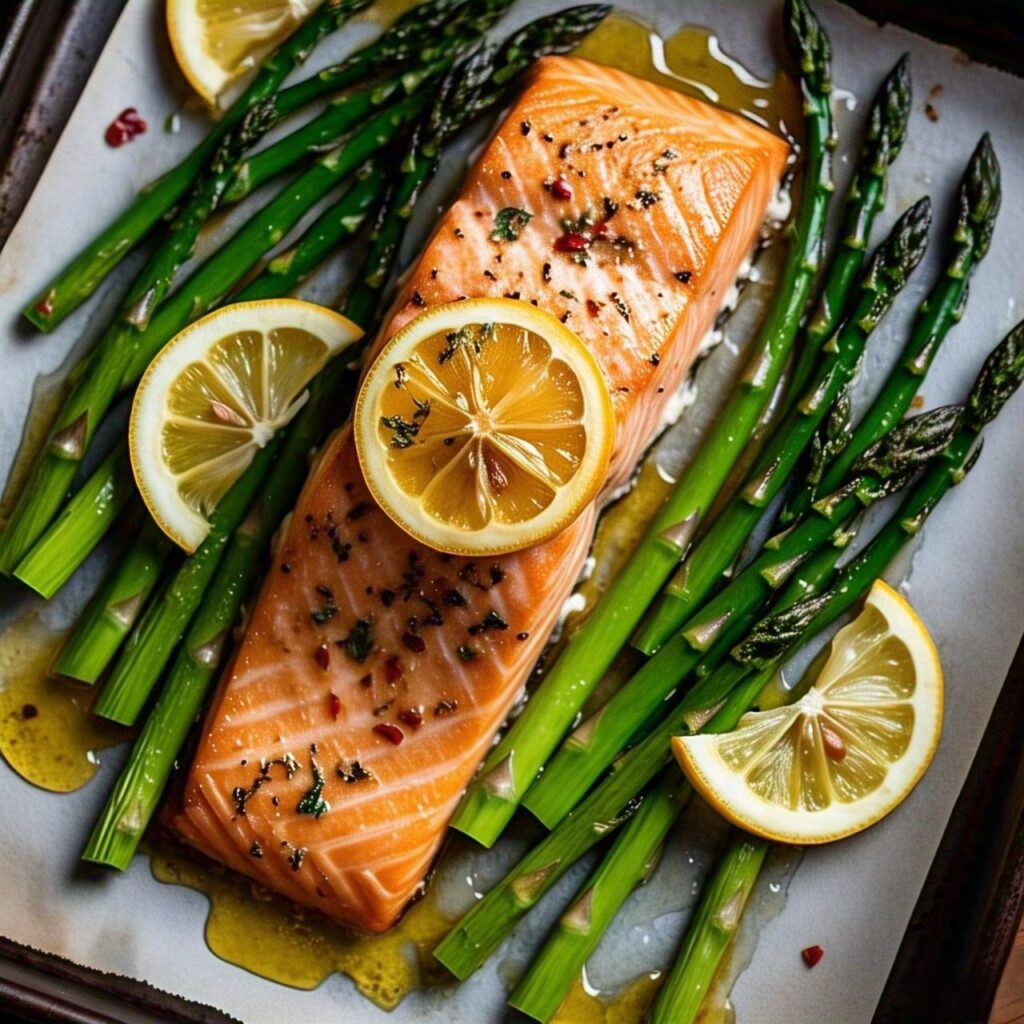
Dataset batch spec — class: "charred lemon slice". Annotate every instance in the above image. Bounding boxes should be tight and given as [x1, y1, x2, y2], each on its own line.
[354, 299, 614, 556]
[130, 299, 361, 552]
[673, 581, 943, 845]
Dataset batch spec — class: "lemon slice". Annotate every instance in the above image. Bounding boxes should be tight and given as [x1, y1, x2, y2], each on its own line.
[354, 299, 614, 556]
[167, 0, 322, 107]
[130, 299, 362, 552]
[673, 581, 943, 844]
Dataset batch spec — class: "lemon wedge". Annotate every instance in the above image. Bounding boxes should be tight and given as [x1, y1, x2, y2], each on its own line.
[673, 580, 943, 844]
[354, 299, 615, 556]
[167, 0, 321, 106]
[130, 299, 361, 552]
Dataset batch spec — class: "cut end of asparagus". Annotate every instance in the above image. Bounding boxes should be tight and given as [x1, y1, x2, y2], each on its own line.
[448, 775, 517, 848]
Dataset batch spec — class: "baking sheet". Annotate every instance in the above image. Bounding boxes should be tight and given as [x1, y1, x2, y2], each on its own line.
[1, 1, 1023, 1022]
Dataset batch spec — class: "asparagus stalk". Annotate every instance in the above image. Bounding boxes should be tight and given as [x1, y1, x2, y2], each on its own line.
[22, 0, 372, 331]
[92, 441, 282, 725]
[785, 53, 912, 404]
[80, 6, 614, 868]
[433, 403, 970, 981]
[782, 133, 1001, 524]
[636, 56, 913, 651]
[630, 196, 931, 657]
[270, 0, 490, 113]
[523, 378, 946, 829]
[82, 503, 266, 868]
[510, 543, 844, 1023]
[510, 772, 693, 1022]
[645, 327, 1023, 1017]
[0, 96, 426, 576]
[223, 61, 450, 205]
[450, 0, 835, 848]
[52, 518, 173, 683]
[648, 835, 768, 1024]
[224, 0, 520, 204]
[12, 442, 135, 598]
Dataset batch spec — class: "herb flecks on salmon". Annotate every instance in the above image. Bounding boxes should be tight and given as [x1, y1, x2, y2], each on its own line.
[174, 55, 788, 933]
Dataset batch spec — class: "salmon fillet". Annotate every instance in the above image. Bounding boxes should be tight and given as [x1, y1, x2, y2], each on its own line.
[173, 56, 789, 932]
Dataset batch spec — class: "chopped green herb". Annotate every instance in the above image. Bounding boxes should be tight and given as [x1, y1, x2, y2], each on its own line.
[458, 644, 478, 662]
[438, 323, 495, 365]
[296, 756, 330, 819]
[311, 599, 338, 625]
[491, 206, 532, 241]
[340, 618, 374, 663]
[380, 398, 430, 448]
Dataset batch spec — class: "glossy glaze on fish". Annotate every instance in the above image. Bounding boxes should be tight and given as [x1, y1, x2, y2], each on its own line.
[173, 56, 789, 932]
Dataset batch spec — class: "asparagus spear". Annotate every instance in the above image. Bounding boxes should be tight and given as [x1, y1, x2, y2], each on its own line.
[224, 0, 519, 204]
[22, 0, 372, 332]
[636, 56, 912, 651]
[648, 834, 768, 1024]
[450, 0, 836, 848]
[782, 133, 1001, 524]
[647, 325, 1023, 1022]
[524, 200, 932, 826]
[0, 96, 426, 577]
[785, 53, 912, 404]
[11, 442, 135, 598]
[10, 168, 383, 607]
[433, 398, 977, 980]
[631, 196, 931, 658]
[509, 543, 844, 1023]
[52, 518, 173, 683]
[80, 6, 614, 868]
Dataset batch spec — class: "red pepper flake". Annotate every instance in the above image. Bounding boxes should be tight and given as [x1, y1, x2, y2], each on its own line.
[554, 232, 589, 253]
[314, 644, 330, 670]
[398, 708, 423, 729]
[328, 691, 342, 719]
[402, 632, 426, 653]
[34, 295, 54, 318]
[550, 177, 573, 200]
[374, 722, 404, 745]
[585, 299, 602, 317]
[384, 655, 403, 683]
[591, 220, 609, 238]
[801, 945, 824, 968]
[105, 107, 147, 147]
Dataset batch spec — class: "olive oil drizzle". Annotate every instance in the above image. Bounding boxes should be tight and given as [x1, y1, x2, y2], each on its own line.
[0, 613, 130, 792]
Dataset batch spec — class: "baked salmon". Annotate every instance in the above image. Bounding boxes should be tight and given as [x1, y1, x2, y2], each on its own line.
[173, 55, 789, 932]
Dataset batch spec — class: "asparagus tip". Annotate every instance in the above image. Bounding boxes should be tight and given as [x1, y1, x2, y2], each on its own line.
[967, 320, 1024, 430]
[784, 0, 832, 94]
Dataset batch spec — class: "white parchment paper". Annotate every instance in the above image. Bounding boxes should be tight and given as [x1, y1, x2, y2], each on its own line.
[1, 2, 1022, 1022]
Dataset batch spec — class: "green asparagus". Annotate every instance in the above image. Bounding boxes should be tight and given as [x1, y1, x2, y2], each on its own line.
[22, 0, 372, 331]
[782, 132, 1001, 524]
[524, 199, 931, 826]
[53, 518, 173, 683]
[0, 95, 426, 576]
[785, 53, 912, 404]
[636, 55, 913, 652]
[432, 400, 971, 980]
[12, 442, 135, 598]
[451, 0, 836, 849]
